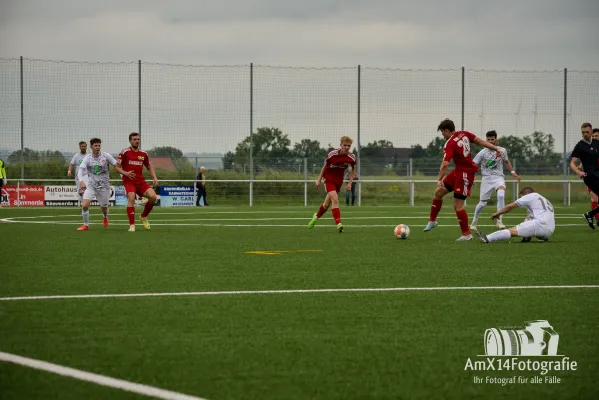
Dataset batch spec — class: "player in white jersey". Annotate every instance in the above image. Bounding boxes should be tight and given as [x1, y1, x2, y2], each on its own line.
[475, 187, 555, 243]
[470, 131, 520, 230]
[76, 138, 131, 231]
[67, 141, 88, 204]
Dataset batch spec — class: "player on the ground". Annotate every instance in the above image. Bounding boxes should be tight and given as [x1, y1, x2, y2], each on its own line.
[423, 119, 503, 241]
[77, 138, 129, 231]
[117, 132, 159, 232]
[470, 130, 521, 230]
[308, 136, 356, 232]
[570, 122, 599, 229]
[475, 187, 555, 243]
[67, 141, 88, 205]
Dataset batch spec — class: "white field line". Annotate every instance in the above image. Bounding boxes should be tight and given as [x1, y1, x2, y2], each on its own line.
[0, 351, 208, 400]
[0, 220, 589, 228]
[1, 285, 598, 302]
[4, 216, 586, 221]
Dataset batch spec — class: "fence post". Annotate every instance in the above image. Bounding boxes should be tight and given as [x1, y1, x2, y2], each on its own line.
[568, 181, 571, 206]
[357, 64, 361, 207]
[20, 56, 24, 185]
[563, 67, 568, 206]
[512, 159, 517, 202]
[409, 158, 414, 206]
[304, 158, 308, 207]
[461, 66, 465, 130]
[249, 62, 254, 207]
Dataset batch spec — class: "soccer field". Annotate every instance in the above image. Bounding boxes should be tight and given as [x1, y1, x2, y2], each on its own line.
[0, 205, 598, 400]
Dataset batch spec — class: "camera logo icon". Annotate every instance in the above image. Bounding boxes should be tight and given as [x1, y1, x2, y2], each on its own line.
[484, 320, 559, 356]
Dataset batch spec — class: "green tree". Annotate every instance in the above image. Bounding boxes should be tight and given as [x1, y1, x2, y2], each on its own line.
[530, 131, 555, 158]
[9, 148, 40, 163]
[291, 139, 327, 163]
[498, 135, 533, 162]
[426, 137, 446, 158]
[409, 144, 427, 159]
[147, 146, 184, 158]
[234, 127, 292, 168]
[221, 151, 235, 171]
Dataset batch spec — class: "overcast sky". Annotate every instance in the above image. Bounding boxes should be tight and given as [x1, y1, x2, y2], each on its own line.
[1, 0, 598, 157]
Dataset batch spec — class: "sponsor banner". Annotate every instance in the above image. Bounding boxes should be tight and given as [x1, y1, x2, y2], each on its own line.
[1, 185, 45, 207]
[160, 186, 194, 207]
[44, 185, 115, 206]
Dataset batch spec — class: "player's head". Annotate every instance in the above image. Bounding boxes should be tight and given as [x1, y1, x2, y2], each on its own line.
[486, 130, 498, 145]
[78, 141, 87, 153]
[592, 128, 599, 140]
[519, 187, 535, 197]
[129, 132, 141, 149]
[581, 122, 592, 141]
[437, 119, 455, 139]
[339, 136, 353, 155]
[89, 138, 101, 154]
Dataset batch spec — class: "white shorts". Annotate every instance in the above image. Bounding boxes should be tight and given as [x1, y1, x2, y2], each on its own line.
[75, 177, 89, 197]
[516, 219, 554, 240]
[83, 185, 110, 207]
[479, 177, 506, 201]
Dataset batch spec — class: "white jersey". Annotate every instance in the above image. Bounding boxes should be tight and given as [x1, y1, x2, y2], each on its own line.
[70, 153, 88, 182]
[473, 147, 508, 177]
[78, 152, 117, 189]
[515, 193, 555, 228]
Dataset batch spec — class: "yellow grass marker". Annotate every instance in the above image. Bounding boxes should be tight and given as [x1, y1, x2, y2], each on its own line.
[245, 250, 324, 256]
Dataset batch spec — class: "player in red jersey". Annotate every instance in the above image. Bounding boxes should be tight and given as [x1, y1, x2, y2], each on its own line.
[308, 136, 356, 232]
[117, 132, 159, 232]
[424, 119, 502, 241]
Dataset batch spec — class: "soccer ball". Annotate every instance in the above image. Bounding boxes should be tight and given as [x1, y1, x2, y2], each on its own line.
[394, 224, 410, 240]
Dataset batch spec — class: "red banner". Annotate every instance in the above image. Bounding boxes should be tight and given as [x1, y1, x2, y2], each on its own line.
[1, 185, 45, 207]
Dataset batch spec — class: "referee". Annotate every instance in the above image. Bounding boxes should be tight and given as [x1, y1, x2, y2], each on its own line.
[570, 122, 599, 229]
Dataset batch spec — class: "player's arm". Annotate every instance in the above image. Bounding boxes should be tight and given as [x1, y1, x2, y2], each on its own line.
[68, 155, 77, 177]
[503, 160, 521, 181]
[109, 155, 132, 178]
[346, 165, 356, 191]
[316, 163, 328, 189]
[437, 161, 450, 187]
[570, 156, 586, 178]
[472, 136, 501, 156]
[146, 164, 159, 186]
[77, 157, 88, 189]
[491, 201, 519, 220]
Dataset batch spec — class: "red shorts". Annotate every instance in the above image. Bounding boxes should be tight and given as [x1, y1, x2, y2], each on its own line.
[324, 180, 342, 193]
[443, 169, 475, 198]
[123, 180, 152, 196]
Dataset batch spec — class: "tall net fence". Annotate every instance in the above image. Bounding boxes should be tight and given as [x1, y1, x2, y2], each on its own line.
[1, 58, 598, 205]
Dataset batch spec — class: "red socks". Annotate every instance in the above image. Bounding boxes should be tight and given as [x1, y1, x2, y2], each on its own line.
[141, 201, 154, 218]
[127, 206, 135, 225]
[332, 207, 341, 224]
[429, 199, 443, 221]
[456, 209, 470, 235]
[316, 204, 328, 218]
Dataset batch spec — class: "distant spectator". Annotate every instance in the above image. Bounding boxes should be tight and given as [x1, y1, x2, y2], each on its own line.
[196, 166, 208, 206]
[0, 158, 6, 192]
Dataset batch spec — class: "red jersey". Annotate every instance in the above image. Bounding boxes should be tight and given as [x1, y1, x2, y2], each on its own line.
[323, 149, 356, 184]
[443, 131, 479, 173]
[117, 147, 150, 182]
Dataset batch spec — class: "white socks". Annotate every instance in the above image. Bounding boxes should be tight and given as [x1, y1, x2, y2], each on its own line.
[82, 210, 89, 226]
[497, 189, 505, 221]
[487, 229, 511, 242]
[474, 201, 487, 221]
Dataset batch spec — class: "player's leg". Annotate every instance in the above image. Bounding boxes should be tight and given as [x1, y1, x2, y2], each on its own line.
[590, 189, 599, 223]
[139, 185, 157, 230]
[97, 188, 110, 228]
[124, 181, 137, 231]
[78, 189, 93, 230]
[351, 182, 357, 206]
[425, 171, 453, 231]
[309, 193, 330, 229]
[452, 172, 474, 240]
[582, 177, 599, 229]
[345, 185, 350, 206]
[472, 179, 493, 230]
[494, 184, 506, 228]
[476, 226, 518, 243]
[328, 187, 344, 232]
